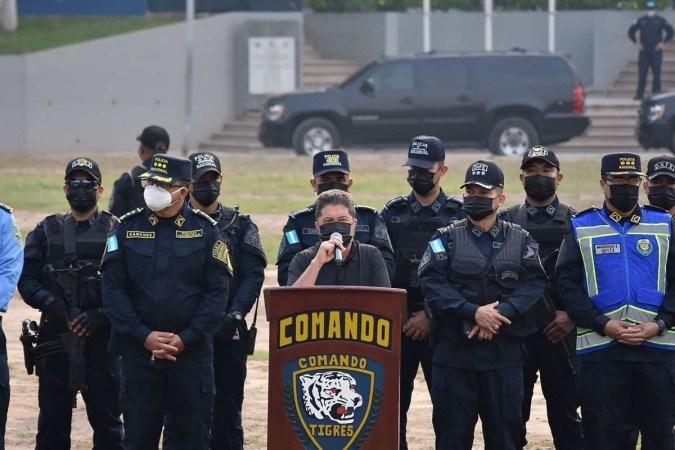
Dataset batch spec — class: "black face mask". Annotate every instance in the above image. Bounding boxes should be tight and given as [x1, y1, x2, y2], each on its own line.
[648, 185, 675, 210]
[192, 181, 221, 206]
[66, 189, 97, 213]
[407, 170, 437, 196]
[462, 195, 496, 221]
[318, 221, 353, 246]
[608, 184, 640, 212]
[524, 175, 557, 202]
[317, 182, 349, 195]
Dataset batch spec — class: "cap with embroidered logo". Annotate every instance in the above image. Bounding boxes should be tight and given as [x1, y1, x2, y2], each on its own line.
[403, 135, 445, 169]
[520, 145, 560, 170]
[601, 153, 645, 177]
[65, 157, 102, 181]
[460, 160, 505, 190]
[140, 154, 192, 184]
[646, 155, 675, 180]
[312, 150, 350, 177]
[189, 152, 221, 181]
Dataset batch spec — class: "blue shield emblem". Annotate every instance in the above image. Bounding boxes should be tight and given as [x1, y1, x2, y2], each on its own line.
[282, 354, 384, 450]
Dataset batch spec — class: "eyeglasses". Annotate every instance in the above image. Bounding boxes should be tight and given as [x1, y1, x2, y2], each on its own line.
[141, 179, 173, 189]
[604, 176, 642, 186]
[65, 180, 98, 189]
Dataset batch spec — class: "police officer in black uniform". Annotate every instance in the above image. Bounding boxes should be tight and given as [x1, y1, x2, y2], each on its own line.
[500, 146, 583, 450]
[18, 157, 123, 450]
[187, 152, 267, 450]
[379, 135, 463, 450]
[629, 1, 674, 100]
[276, 149, 394, 286]
[101, 154, 232, 449]
[419, 160, 546, 450]
[108, 125, 170, 217]
[645, 154, 675, 215]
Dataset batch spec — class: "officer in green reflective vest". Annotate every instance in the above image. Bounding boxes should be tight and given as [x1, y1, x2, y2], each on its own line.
[557, 152, 675, 450]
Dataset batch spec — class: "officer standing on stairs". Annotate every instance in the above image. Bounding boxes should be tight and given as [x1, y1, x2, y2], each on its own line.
[187, 152, 267, 450]
[276, 149, 394, 286]
[629, 1, 674, 100]
[379, 135, 464, 450]
[500, 146, 583, 450]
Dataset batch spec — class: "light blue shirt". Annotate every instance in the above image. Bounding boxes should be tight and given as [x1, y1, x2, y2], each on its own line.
[0, 207, 23, 312]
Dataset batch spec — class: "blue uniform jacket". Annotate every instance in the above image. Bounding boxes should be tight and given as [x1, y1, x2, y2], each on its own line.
[0, 205, 23, 312]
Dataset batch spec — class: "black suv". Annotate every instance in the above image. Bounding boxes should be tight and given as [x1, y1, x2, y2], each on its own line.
[258, 52, 590, 156]
[637, 92, 675, 153]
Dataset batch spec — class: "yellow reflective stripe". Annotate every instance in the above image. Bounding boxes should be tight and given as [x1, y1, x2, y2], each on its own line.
[575, 224, 615, 239]
[647, 330, 675, 347]
[576, 327, 613, 351]
[657, 234, 669, 292]
[625, 222, 671, 235]
[577, 238, 599, 297]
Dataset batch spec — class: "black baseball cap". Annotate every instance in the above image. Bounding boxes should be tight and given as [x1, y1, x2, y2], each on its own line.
[601, 153, 645, 177]
[65, 157, 102, 182]
[460, 160, 505, 190]
[189, 152, 222, 181]
[520, 145, 560, 170]
[313, 150, 350, 177]
[403, 135, 445, 169]
[647, 155, 675, 180]
[137, 125, 170, 152]
[140, 154, 192, 184]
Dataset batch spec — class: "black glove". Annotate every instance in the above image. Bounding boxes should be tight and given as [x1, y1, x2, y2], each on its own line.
[42, 297, 68, 324]
[216, 312, 241, 341]
[72, 308, 108, 336]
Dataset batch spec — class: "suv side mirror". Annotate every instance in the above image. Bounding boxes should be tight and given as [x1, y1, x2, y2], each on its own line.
[360, 78, 374, 95]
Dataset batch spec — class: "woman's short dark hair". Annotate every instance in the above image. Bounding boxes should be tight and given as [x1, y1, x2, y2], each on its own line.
[315, 189, 357, 220]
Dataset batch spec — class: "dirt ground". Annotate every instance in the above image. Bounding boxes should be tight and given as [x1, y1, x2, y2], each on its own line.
[4, 208, 556, 450]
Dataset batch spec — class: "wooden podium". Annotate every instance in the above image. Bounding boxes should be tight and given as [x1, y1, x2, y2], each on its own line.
[264, 286, 407, 450]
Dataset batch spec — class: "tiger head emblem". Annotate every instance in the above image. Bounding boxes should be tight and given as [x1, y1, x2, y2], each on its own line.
[299, 371, 363, 424]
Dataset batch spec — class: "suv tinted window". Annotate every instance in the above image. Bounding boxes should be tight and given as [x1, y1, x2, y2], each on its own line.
[420, 58, 469, 92]
[475, 56, 573, 86]
[371, 62, 415, 91]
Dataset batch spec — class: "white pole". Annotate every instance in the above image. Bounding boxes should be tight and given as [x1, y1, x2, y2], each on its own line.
[423, 0, 431, 52]
[485, 0, 493, 52]
[182, 0, 195, 156]
[548, 0, 556, 53]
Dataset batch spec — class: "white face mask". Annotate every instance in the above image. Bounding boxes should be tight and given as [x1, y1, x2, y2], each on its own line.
[143, 184, 184, 212]
[648, 10, 656, 17]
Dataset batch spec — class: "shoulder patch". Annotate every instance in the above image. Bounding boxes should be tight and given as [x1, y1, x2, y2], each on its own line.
[119, 208, 144, 222]
[0, 203, 13, 213]
[572, 206, 598, 218]
[523, 242, 539, 261]
[429, 238, 446, 254]
[212, 239, 234, 273]
[192, 208, 218, 226]
[384, 196, 408, 211]
[289, 207, 313, 219]
[355, 204, 378, 215]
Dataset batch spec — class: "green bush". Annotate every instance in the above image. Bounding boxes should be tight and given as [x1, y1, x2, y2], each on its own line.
[307, 0, 670, 11]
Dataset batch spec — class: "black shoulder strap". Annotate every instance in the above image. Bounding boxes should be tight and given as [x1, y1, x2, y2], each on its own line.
[219, 205, 240, 232]
[553, 203, 571, 223]
[63, 215, 77, 264]
[508, 204, 528, 228]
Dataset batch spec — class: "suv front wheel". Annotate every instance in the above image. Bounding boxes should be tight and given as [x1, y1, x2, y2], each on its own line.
[292, 118, 342, 156]
[488, 117, 539, 156]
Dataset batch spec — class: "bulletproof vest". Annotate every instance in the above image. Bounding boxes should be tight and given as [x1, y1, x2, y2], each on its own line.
[506, 203, 571, 263]
[449, 220, 535, 337]
[216, 206, 242, 298]
[391, 199, 462, 308]
[127, 164, 148, 212]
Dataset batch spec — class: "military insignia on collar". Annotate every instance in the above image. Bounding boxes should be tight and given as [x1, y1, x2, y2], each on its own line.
[636, 238, 653, 256]
[471, 226, 482, 236]
[630, 214, 641, 224]
[609, 212, 622, 223]
[546, 204, 556, 217]
[174, 215, 186, 227]
[431, 202, 441, 212]
[526, 205, 537, 217]
[148, 214, 158, 226]
[490, 226, 499, 238]
[411, 202, 421, 213]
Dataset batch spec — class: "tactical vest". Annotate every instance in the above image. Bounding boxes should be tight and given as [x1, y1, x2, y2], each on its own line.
[389, 197, 462, 308]
[572, 206, 675, 353]
[448, 219, 535, 337]
[506, 202, 572, 264]
[42, 211, 113, 308]
[126, 164, 148, 212]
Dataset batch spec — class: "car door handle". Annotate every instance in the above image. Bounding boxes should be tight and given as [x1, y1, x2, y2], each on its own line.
[400, 96, 414, 105]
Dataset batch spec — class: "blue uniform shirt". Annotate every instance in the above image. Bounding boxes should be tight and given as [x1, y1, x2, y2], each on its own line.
[0, 205, 23, 312]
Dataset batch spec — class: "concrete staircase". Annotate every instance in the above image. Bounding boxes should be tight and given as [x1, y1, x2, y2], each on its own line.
[608, 46, 675, 98]
[198, 42, 361, 152]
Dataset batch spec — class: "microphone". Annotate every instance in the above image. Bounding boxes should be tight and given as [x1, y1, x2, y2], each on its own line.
[330, 232, 343, 265]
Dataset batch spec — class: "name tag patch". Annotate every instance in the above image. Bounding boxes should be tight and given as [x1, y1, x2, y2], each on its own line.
[126, 231, 155, 239]
[594, 243, 621, 255]
[176, 229, 204, 239]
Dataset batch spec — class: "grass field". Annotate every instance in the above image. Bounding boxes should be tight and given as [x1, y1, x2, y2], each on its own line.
[0, 17, 179, 54]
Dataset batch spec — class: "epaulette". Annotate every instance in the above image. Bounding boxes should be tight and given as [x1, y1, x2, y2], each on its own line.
[384, 196, 408, 211]
[192, 208, 218, 226]
[643, 204, 671, 214]
[356, 204, 378, 215]
[289, 206, 313, 219]
[118, 208, 143, 222]
[572, 206, 598, 218]
[0, 203, 12, 213]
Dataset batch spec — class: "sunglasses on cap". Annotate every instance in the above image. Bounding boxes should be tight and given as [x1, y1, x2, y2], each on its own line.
[65, 179, 99, 189]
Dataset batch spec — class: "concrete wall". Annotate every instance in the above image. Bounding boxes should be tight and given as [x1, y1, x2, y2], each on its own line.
[305, 10, 675, 91]
[0, 12, 302, 153]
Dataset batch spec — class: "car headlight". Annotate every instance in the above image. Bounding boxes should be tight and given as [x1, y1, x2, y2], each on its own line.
[648, 104, 666, 122]
[266, 104, 285, 121]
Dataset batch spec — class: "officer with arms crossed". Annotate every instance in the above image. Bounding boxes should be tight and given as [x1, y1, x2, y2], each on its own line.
[108, 125, 170, 217]
[101, 154, 232, 449]
[557, 153, 675, 450]
[18, 157, 123, 450]
[288, 190, 390, 288]
[276, 149, 394, 286]
[0, 201, 23, 450]
[501, 146, 583, 450]
[379, 135, 463, 449]
[187, 152, 267, 450]
[419, 160, 546, 450]
[645, 154, 675, 215]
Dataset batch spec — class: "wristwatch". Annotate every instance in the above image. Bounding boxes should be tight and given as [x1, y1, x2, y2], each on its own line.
[229, 311, 243, 322]
[654, 319, 667, 337]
